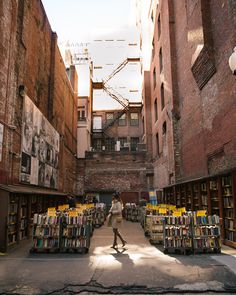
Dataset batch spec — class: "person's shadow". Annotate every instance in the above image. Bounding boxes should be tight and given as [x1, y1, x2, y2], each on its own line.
[111, 248, 135, 270]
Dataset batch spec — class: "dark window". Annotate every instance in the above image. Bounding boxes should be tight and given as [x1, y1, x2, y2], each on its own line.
[163, 121, 167, 135]
[158, 15, 161, 40]
[161, 83, 165, 110]
[105, 138, 115, 151]
[159, 47, 163, 73]
[118, 113, 126, 126]
[118, 137, 127, 148]
[131, 137, 139, 151]
[154, 98, 158, 122]
[153, 68, 156, 89]
[78, 109, 86, 121]
[130, 112, 139, 126]
[156, 133, 159, 156]
[92, 138, 102, 151]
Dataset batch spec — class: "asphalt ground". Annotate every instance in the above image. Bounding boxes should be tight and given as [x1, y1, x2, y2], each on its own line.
[0, 220, 236, 295]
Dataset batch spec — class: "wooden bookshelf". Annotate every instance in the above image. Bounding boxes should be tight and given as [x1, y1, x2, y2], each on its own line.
[209, 178, 220, 216]
[193, 183, 201, 211]
[222, 174, 236, 247]
[186, 183, 193, 211]
[8, 195, 19, 246]
[200, 181, 208, 211]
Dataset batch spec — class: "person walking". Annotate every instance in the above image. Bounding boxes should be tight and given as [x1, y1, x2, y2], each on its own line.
[109, 194, 127, 249]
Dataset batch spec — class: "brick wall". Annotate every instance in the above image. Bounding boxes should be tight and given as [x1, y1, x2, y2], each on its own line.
[77, 151, 149, 195]
[0, 0, 77, 195]
[174, 0, 236, 181]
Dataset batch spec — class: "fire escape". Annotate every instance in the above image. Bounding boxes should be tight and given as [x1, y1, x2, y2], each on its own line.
[92, 57, 140, 139]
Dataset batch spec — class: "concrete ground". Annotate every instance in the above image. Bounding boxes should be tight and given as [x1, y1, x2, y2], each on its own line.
[0, 220, 236, 295]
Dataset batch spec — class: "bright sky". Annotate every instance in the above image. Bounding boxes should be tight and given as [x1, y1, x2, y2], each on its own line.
[42, 0, 142, 110]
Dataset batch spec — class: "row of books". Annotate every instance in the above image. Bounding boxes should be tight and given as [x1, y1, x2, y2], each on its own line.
[165, 237, 192, 248]
[164, 216, 191, 225]
[62, 225, 88, 237]
[192, 214, 220, 225]
[33, 214, 60, 225]
[62, 215, 89, 225]
[223, 197, 234, 208]
[32, 238, 59, 249]
[193, 226, 220, 236]
[224, 219, 234, 230]
[165, 226, 190, 237]
[193, 237, 221, 249]
[33, 225, 60, 237]
[61, 237, 88, 248]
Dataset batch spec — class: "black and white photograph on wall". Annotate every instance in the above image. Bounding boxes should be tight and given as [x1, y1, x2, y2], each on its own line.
[21, 95, 60, 188]
[38, 161, 45, 187]
[31, 157, 39, 185]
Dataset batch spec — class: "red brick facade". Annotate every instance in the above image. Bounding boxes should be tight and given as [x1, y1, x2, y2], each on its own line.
[148, 0, 236, 189]
[0, 0, 77, 195]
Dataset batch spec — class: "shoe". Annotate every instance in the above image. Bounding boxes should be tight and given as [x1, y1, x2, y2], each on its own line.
[122, 240, 127, 247]
[111, 244, 118, 249]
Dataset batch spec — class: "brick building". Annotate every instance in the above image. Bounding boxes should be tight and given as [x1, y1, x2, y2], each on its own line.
[0, 0, 77, 251]
[141, 0, 236, 247]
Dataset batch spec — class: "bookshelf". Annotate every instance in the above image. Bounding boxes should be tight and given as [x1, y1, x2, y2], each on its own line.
[8, 195, 19, 246]
[222, 175, 236, 247]
[163, 215, 192, 255]
[200, 181, 208, 211]
[61, 214, 90, 253]
[93, 204, 106, 227]
[180, 184, 186, 208]
[124, 203, 140, 222]
[193, 183, 200, 211]
[186, 183, 193, 211]
[31, 214, 60, 253]
[209, 179, 220, 216]
[19, 196, 28, 240]
[149, 215, 164, 244]
[176, 186, 181, 207]
[192, 213, 221, 254]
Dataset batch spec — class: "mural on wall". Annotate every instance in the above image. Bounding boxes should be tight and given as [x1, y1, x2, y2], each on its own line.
[21, 95, 59, 188]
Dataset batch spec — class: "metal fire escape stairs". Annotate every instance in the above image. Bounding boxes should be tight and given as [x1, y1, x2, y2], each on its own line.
[92, 57, 140, 138]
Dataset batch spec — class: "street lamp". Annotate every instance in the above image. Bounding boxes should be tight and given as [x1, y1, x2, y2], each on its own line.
[229, 47, 236, 75]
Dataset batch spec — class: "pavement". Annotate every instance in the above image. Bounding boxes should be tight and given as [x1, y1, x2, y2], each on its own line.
[0, 220, 236, 295]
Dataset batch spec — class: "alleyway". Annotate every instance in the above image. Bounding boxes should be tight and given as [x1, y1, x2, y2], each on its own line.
[0, 220, 236, 295]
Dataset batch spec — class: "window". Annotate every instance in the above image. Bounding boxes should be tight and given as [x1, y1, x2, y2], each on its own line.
[159, 47, 163, 73]
[118, 137, 127, 148]
[106, 112, 114, 125]
[130, 112, 139, 126]
[158, 15, 161, 40]
[92, 138, 102, 151]
[161, 83, 165, 110]
[78, 107, 86, 121]
[162, 121, 167, 135]
[93, 116, 102, 130]
[131, 137, 139, 151]
[118, 113, 126, 126]
[154, 98, 158, 122]
[156, 133, 160, 156]
[153, 68, 156, 89]
[105, 138, 115, 151]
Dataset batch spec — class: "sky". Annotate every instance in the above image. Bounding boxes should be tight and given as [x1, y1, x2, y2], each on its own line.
[41, 0, 142, 110]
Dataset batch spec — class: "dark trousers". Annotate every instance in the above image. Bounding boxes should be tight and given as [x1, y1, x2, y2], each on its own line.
[113, 228, 125, 245]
